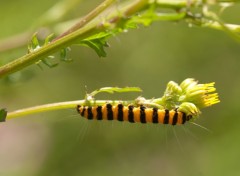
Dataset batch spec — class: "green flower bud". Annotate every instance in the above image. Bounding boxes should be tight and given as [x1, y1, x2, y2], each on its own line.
[178, 102, 200, 117]
[161, 80, 182, 109]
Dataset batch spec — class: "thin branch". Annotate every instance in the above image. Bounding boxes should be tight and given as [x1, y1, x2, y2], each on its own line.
[6, 99, 134, 120]
[53, 0, 115, 41]
[7, 100, 84, 119]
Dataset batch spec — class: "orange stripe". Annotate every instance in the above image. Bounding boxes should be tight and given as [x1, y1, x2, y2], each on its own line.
[176, 112, 181, 124]
[101, 104, 107, 120]
[169, 110, 175, 125]
[92, 106, 98, 119]
[145, 108, 153, 123]
[157, 110, 165, 124]
[112, 105, 118, 120]
[133, 107, 141, 122]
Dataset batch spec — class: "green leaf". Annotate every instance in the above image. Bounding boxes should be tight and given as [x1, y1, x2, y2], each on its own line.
[41, 57, 58, 68]
[28, 33, 40, 53]
[0, 108, 7, 122]
[90, 87, 142, 97]
[31, 33, 40, 48]
[80, 32, 112, 57]
[99, 87, 142, 93]
[44, 33, 54, 45]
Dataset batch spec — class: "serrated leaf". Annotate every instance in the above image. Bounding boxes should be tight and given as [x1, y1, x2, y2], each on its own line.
[81, 40, 107, 57]
[0, 108, 7, 122]
[80, 32, 112, 57]
[90, 87, 142, 97]
[85, 32, 112, 41]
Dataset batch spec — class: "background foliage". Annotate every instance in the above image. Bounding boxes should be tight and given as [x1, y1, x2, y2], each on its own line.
[0, 0, 240, 176]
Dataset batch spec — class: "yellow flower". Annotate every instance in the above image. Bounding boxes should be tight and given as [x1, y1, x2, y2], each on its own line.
[179, 79, 220, 109]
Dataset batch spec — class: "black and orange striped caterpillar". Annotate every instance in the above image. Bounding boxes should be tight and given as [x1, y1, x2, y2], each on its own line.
[77, 103, 193, 125]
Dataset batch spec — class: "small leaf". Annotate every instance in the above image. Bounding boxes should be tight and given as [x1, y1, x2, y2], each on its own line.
[44, 33, 54, 45]
[60, 48, 67, 60]
[99, 87, 142, 93]
[28, 33, 40, 53]
[84, 32, 112, 41]
[81, 40, 108, 57]
[31, 33, 40, 48]
[0, 109, 7, 122]
[90, 87, 142, 97]
[41, 57, 58, 68]
[80, 32, 112, 57]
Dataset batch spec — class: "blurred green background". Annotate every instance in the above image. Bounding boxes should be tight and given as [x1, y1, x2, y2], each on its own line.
[0, 1, 240, 176]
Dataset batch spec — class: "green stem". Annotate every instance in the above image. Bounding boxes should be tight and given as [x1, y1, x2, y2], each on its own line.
[207, 22, 240, 34]
[7, 100, 83, 119]
[6, 99, 135, 120]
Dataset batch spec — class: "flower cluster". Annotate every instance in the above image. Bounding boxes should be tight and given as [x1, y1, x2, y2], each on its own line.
[156, 78, 220, 117]
[179, 78, 220, 109]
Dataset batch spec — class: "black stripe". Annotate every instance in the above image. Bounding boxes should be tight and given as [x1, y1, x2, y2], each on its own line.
[76, 105, 81, 113]
[182, 112, 186, 124]
[128, 105, 134, 123]
[163, 109, 169, 124]
[172, 111, 178, 125]
[152, 108, 158, 123]
[87, 107, 93, 119]
[106, 104, 113, 120]
[117, 104, 124, 121]
[80, 106, 86, 117]
[96, 106, 103, 120]
[140, 105, 146, 123]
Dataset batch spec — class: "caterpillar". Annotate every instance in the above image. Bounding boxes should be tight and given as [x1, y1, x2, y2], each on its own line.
[77, 104, 192, 125]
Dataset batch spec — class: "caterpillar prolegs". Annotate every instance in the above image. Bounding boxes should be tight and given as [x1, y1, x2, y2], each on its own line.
[77, 103, 192, 125]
